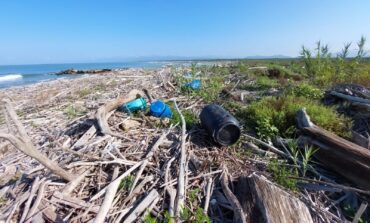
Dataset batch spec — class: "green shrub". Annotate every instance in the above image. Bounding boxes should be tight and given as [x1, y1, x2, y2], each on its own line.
[285, 83, 324, 99]
[267, 64, 296, 78]
[119, 175, 134, 190]
[173, 72, 224, 103]
[241, 76, 279, 91]
[268, 159, 298, 191]
[238, 95, 352, 139]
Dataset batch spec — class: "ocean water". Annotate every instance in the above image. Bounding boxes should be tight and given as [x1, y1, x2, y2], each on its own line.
[0, 61, 170, 89]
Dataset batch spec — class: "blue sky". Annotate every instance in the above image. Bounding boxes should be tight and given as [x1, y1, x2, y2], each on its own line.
[0, 0, 369, 65]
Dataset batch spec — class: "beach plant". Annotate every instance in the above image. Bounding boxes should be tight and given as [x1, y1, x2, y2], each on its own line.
[119, 175, 135, 190]
[188, 188, 200, 204]
[301, 36, 369, 86]
[77, 88, 92, 98]
[238, 95, 352, 139]
[194, 207, 211, 223]
[284, 83, 324, 99]
[287, 139, 299, 169]
[301, 145, 318, 177]
[268, 159, 298, 191]
[64, 104, 86, 119]
[144, 214, 158, 223]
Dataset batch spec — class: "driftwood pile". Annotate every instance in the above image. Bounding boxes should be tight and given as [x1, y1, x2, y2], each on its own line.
[0, 67, 369, 222]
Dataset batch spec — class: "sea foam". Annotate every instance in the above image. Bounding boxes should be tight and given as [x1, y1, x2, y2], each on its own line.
[0, 74, 23, 82]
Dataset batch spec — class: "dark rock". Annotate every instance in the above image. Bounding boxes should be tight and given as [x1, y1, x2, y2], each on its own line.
[56, 68, 112, 75]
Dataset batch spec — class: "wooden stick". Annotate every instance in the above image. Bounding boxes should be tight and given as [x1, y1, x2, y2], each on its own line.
[25, 180, 49, 223]
[165, 157, 176, 217]
[243, 133, 287, 157]
[123, 189, 160, 223]
[129, 130, 169, 195]
[352, 202, 368, 223]
[90, 160, 144, 201]
[62, 168, 91, 194]
[94, 167, 120, 223]
[203, 177, 213, 215]
[288, 176, 370, 195]
[221, 166, 246, 223]
[173, 99, 187, 219]
[20, 177, 41, 223]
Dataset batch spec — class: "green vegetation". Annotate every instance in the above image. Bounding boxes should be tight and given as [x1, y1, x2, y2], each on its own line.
[238, 95, 352, 140]
[268, 159, 299, 191]
[166, 101, 198, 128]
[173, 66, 225, 103]
[180, 207, 211, 223]
[63, 104, 87, 119]
[77, 88, 92, 98]
[119, 175, 134, 190]
[284, 83, 324, 99]
[0, 197, 7, 207]
[301, 37, 370, 86]
[241, 76, 279, 91]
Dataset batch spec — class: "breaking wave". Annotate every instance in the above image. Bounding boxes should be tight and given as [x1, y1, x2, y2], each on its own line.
[0, 74, 23, 82]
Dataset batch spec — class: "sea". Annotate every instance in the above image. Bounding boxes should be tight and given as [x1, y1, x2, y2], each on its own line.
[0, 61, 173, 89]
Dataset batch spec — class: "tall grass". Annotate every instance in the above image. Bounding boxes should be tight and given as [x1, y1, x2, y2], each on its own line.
[300, 36, 369, 87]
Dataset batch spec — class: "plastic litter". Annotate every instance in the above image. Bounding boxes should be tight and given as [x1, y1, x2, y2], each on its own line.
[150, 100, 173, 118]
[184, 79, 201, 90]
[121, 97, 147, 113]
[200, 104, 241, 146]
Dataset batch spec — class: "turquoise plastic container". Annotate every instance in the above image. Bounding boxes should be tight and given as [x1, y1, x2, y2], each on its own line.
[121, 97, 147, 113]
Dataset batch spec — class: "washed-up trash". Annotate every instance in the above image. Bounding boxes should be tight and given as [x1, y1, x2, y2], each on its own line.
[150, 100, 173, 118]
[200, 104, 241, 146]
[121, 97, 147, 113]
[184, 79, 201, 90]
[184, 72, 193, 78]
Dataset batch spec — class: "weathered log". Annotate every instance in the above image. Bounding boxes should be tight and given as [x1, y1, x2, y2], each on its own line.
[235, 173, 314, 223]
[296, 108, 370, 189]
[330, 91, 370, 105]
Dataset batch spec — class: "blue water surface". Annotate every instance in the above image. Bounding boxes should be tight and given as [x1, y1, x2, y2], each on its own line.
[0, 61, 169, 89]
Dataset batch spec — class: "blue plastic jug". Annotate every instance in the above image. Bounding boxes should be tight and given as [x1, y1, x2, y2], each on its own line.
[184, 79, 201, 90]
[150, 100, 173, 118]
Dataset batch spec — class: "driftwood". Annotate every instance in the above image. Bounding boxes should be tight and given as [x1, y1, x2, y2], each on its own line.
[236, 173, 314, 223]
[296, 108, 370, 189]
[96, 89, 144, 136]
[123, 189, 160, 223]
[173, 99, 187, 219]
[94, 167, 120, 223]
[221, 166, 247, 223]
[330, 91, 370, 105]
[0, 99, 75, 182]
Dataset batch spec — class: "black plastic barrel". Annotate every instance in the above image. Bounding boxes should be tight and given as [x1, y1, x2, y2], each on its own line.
[200, 104, 241, 146]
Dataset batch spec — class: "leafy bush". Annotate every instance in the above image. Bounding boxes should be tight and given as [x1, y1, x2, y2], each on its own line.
[267, 64, 296, 78]
[237, 95, 352, 139]
[268, 159, 298, 191]
[285, 83, 324, 99]
[173, 70, 225, 103]
[240, 76, 279, 91]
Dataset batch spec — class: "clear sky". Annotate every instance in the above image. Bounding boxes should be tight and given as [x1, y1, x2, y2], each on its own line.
[0, 0, 369, 65]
